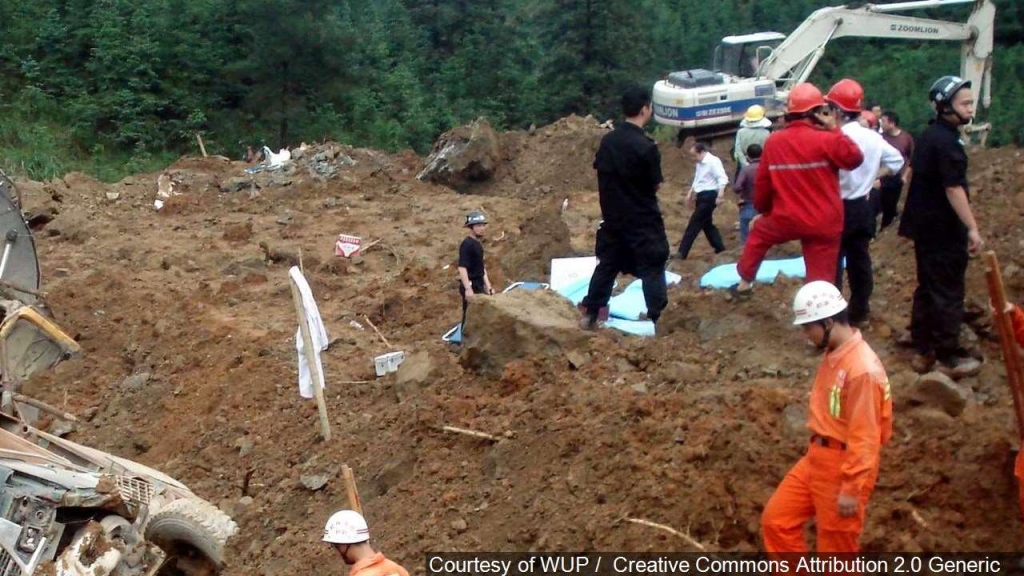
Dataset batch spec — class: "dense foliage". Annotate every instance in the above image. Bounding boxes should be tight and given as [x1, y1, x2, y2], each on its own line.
[0, 0, 1020, 180]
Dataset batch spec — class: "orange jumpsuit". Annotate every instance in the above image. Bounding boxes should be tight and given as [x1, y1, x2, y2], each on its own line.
[350, 553, 409, 576]
[762, 330, 892, 552]
[1009, 306, 1024, 519]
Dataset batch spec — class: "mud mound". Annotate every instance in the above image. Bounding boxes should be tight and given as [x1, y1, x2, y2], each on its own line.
[461, 290, 589, 378]
[500, 202, 575, 281]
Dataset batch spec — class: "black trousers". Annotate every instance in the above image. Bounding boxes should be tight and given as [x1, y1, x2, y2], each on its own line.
[836, 197, 875, 323]
[877, 175, 903, 230]
[583, 225, 669, 323]
[678, 190, 725, 258]
[910, 235, 968, 360]
[459, 281, 486, 330]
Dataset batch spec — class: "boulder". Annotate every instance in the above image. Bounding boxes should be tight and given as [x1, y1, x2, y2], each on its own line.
[461, 290, 590, 378]
[395, 351, 434, 402]
[909, 371, 970, 417]
[417, 118, 502, 192]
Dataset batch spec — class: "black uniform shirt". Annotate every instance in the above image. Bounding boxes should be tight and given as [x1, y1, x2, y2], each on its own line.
[458, 236, 485, 288]
[593, 122, 664, 233]
[899, 118, 969, 242]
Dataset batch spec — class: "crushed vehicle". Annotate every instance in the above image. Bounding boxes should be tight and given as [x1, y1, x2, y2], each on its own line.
[0, 174, 237, 575]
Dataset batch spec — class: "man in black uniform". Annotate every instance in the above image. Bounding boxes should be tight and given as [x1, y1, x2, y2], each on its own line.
[458, 211, 494, 332]
[899, 75, 983, 379]
[580, 86, 669, 329]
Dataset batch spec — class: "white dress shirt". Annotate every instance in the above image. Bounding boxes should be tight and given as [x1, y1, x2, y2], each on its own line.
[839, 121, 905, 200]
[693, 152, 729, 193]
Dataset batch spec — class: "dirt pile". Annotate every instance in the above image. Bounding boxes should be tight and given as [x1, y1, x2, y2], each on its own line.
[461, 289, 589, 378]
[6, 121, 1022, 575]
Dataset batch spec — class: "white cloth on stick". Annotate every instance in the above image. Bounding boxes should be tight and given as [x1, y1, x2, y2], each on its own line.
[290, 266, 328, 399]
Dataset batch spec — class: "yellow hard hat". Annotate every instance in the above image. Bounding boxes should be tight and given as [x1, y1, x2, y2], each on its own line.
[744, 105, 766, 122]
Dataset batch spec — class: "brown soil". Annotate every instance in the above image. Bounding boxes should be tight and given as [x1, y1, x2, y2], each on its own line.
[14, 124, 1024, 575]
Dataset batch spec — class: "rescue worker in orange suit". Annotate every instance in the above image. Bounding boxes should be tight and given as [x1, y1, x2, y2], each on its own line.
[734, 84, 863, 297]
[997, 300, 1024, 519]
[761, 281, 892, 553]
[323, 510, 410, 576]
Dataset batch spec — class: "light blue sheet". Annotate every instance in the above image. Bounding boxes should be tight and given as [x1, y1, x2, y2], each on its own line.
[608, 272, 683, 320]
[699, 257, 808, 289]
[605, 317, 656, 337]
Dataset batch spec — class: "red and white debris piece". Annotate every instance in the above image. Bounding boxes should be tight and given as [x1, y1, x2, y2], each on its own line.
[335, 234, 362, 258]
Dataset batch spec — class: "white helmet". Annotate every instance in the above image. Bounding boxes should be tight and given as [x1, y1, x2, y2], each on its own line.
[323, 510, 370, 544]
[792, 281, 847, 325]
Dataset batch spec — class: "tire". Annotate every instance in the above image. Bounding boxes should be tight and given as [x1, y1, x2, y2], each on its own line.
[143, 498, 238, 568]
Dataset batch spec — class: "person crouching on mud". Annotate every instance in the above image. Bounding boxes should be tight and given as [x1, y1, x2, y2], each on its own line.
[458, 210, 494, 333]
[762, 281, 892, 553]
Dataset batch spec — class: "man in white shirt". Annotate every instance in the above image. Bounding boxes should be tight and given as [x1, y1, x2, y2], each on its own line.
[677, 141, 728, 259]
[826, 80, 904, 325]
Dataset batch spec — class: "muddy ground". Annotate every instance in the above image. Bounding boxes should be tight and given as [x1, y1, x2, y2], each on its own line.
[13, 116, 1024, 574]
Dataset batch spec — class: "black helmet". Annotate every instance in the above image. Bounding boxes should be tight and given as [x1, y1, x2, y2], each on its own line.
[928, 75, 971, 106]
[465, 210, 488, 227]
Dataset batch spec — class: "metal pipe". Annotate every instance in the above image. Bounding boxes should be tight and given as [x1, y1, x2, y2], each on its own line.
[867, 0, 974, 13]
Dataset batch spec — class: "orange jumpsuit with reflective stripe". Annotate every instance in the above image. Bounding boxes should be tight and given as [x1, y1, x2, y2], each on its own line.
[762, 330, 892, 552]
[1008, 306, 1024, 519]
[350, 553, 410, 576]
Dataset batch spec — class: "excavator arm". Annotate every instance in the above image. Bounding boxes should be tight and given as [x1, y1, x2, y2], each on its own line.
[759, 0, 994, 108]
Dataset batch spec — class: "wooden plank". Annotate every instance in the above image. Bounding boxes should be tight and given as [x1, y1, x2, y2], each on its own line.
[984, 251, 1024, 439]
[289, 275, 332, 441]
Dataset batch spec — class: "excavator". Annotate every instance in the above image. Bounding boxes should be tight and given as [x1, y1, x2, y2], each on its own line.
[652, 0, 995, 143]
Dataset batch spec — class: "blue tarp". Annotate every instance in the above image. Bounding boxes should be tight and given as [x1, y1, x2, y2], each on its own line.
[608, 272, 683, 320]
[699, 257, 808, 289]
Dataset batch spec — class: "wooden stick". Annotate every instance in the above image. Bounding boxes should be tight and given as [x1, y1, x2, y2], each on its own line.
[985, 251, 1024, 440]
[439, 425, 501, 442]
[12, 394, 78, 422]
[289, 275, 332, 441]
[337, 380, 372, 385]
[363, 316, 392, 349]
[360, 239, 382, 253]
[624, 518, 708, 552]
[342, 465, 363, 515]
[196, 134, 208, 158]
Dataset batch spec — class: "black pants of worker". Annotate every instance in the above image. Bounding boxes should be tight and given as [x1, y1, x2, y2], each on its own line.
[459, 281, 486, 333]
[877, 176, 904, 230]
[582, 225, 669, 323]
[678, 190, 725, 258]
[836, 197, 875, 323]
[910, 235, 968, 361]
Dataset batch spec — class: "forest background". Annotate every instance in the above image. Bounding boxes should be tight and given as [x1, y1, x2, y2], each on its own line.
[1, 0, 1021, 181]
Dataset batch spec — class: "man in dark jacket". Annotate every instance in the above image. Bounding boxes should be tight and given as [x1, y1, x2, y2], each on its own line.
[580, 86, 669, 329]
[899, 76, 983, 379]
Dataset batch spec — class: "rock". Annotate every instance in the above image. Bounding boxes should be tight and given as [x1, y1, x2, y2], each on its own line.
[666, 362, 703, 384]
[120, 372, 151, 391]
[220, 176, 253, 193]
[372, 454, 416, 496]
[483, 440, 515, 480]
[959, 324, 980, 353]
[275, 211, 293, 225]
[260, 559, 292, 576]
[782, 404, 807, 435]
[451, 518, 468, 533]
[395, 351, 434, 402]
[49, 420, 76, 438]
[238, 496, 255, 508]
[461, 290, 591, 378]
[630, 382, 648, 394]
[565, 350, 587, 370]
[238, 438, 255, 457]
[499, 204, 572, 281]
[417, 117, 502, 192]
[909, 371, 970, 417]
[300, 474, 331, 491]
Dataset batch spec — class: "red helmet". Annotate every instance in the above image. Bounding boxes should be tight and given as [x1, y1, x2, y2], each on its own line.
[826, 78, 864, 113]
[787, 83, 826, 114]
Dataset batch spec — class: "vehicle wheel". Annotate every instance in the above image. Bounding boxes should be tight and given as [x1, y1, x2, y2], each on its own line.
[144, 498, 238, 571]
